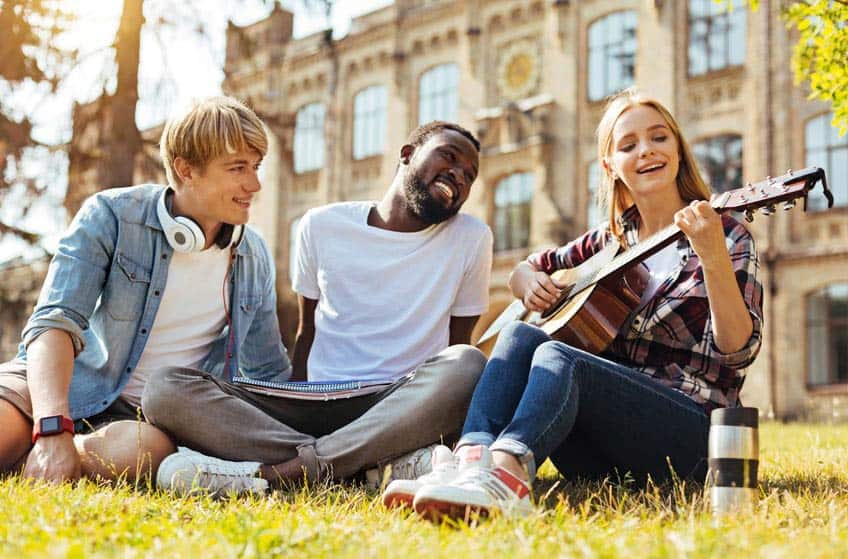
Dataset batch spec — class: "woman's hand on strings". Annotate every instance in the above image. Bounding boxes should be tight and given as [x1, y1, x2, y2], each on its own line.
[674, 200, 728, 269]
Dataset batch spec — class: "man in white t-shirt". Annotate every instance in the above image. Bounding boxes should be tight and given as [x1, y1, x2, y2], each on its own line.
[144, 121, 493, 492]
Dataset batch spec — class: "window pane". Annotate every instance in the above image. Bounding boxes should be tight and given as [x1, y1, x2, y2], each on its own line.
[294, 103, 325, 173]
[588, 11, 637, 101]
[690, 0, 710, 17]
[688, 0, 745, 75]
[806, 115, 827, 150]
[419, 64, 458, 124]
[494, 172, 534, 251]
[806, 113, 848, 209]
[693, 134, 743, 194]
[708, 19, 726, 72]
[353, 85, 387, 159]
[808, 284, 848, 385]
[831, 146, 848, 207]
[729, 10, 746, 65]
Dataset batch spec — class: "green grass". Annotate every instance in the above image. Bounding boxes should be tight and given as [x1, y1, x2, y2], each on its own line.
[2, 422, 847, 558]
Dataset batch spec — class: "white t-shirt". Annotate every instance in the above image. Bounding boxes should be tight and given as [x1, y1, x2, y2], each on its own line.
[292, 201, 492, 382]
[638, 244, 680, 307]
[120, 246, 232, 407]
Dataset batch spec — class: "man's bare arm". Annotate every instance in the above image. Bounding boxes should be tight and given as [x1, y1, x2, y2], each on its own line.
[290, 296, 318, 382]
[449, 315, 479, 346]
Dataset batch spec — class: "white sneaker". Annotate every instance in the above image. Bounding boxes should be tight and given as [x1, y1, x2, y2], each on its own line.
[381, 445, 458, 508]
[413, 445, 533, 520]
[365, 444, 438, 491]
[156, 447, 269, 498]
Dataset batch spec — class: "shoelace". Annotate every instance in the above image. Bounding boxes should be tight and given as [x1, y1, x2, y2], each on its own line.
[185, 460, 263, 491]
[417, 456, 458, 483]
[390, 448, 432, 480]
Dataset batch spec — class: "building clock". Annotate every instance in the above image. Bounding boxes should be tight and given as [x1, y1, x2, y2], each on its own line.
[497, 41, 541, 100]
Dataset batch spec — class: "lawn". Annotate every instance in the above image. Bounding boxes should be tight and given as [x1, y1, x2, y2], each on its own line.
[1, 422, 846, 558]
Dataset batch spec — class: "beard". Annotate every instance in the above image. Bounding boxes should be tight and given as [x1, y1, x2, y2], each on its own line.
[403, 172, 459, 225]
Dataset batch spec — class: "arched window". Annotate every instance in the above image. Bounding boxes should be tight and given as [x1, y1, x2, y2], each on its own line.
[807, 283, 848, 386]
[288, 216, 302, 283]
[494, 172, 534, 252]
[419, 64, 458, 125]
[805, 113, 847, 210]
[353, 85, 387, 160]
[693, 134, 743, 193]
[294, 103, 324, 173]
[688, 0, 746, 76]
[588, 11, 637, 101]
[587, 161, 602, 229]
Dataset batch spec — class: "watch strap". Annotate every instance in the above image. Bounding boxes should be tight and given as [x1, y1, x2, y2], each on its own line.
[31, 415, 75, 444]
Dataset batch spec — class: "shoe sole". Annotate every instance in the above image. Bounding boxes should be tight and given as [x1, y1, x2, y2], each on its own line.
[414, 499, 490, 522]
[382, 492, 414, 509]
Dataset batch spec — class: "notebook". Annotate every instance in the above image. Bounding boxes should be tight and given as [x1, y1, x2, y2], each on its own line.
[231, 374, 412, 401]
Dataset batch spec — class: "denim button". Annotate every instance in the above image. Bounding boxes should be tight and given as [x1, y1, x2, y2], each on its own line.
[130, 272, 136, 280]
[162, 254, 168, 259]
[126, 367, 131, 373]
[141, 328, 148, 335]
[154, 290, 161, 296]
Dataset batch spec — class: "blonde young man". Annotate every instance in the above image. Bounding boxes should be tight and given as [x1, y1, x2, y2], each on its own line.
[0, 97, 290, 483]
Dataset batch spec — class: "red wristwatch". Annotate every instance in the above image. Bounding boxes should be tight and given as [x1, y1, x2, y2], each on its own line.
[32, 415, 75, 444]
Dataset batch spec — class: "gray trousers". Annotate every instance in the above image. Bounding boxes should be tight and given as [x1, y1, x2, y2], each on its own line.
[141, 345, 485, 481]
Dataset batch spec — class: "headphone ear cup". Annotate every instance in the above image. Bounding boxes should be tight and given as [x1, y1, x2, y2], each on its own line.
[157, 187, 206, 253]
[172, 216, 206, 253]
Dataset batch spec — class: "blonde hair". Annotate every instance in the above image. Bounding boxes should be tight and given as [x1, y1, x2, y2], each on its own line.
[160, 96, 268, 187]
[595, 87, 710, 241]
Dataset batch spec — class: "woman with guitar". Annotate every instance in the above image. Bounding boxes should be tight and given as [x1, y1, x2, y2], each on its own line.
[400, 88, 765, 519]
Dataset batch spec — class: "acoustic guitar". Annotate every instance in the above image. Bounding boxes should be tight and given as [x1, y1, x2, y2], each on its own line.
[476, 166, 832, 356]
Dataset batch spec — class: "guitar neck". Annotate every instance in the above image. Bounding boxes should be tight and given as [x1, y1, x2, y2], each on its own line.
[568, 166, 828, 299]
[573, 223, 682, 295]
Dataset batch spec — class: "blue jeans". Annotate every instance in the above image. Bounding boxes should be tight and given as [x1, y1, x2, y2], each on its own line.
[459, 322, 709, 483]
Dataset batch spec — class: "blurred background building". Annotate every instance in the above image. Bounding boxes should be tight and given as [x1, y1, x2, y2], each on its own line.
[3, 0, 846, 420]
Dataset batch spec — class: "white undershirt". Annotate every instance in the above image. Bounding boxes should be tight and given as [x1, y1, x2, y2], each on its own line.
[120, 246, 232, 407]
[638, 244, 679, 307]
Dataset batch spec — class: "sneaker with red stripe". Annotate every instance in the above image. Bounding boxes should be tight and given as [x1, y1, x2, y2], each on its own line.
[412, 445, 533, 520]
[381, 445, 458, 508]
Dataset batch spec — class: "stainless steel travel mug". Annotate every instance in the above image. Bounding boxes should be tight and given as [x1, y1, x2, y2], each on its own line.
[707, 407, 759, 514]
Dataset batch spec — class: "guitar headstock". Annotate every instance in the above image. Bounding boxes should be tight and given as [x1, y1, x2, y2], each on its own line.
[711, 166, 832, 222]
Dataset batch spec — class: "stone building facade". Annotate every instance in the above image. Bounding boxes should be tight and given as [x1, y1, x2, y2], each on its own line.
[223, 0, 848, 420]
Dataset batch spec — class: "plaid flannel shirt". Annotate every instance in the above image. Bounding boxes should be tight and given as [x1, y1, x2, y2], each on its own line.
[528, 206, 764, 412]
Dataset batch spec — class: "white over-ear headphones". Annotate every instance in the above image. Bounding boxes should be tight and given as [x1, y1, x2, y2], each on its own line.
[157, 188, 206, 252]
[157, 188, 245, 252]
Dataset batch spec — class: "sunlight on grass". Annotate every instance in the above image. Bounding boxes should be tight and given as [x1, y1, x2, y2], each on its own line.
[1, 423, 846, 558]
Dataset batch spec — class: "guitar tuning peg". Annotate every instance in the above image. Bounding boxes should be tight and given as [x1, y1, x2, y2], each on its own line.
[786, 168, 793, 176]
[760, 205, 776, 216]
[783, 200, 797, 211]
[746, 182, 754, 190]
[744, 209, 755, 222]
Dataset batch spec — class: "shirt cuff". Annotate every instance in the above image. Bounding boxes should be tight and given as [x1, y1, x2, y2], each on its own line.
[22, 308, 86, 357]
[706, 311, 762, 369]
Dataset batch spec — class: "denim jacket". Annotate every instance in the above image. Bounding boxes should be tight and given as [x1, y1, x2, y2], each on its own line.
[17, 184, 292, 419]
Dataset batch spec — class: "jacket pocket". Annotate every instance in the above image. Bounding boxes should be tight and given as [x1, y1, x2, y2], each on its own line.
[103, 252, 152, 321]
